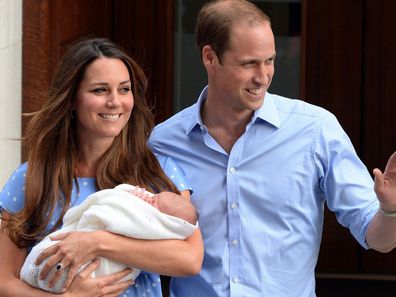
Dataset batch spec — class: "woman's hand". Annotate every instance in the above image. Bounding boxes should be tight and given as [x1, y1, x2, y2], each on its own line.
[62, 259, 134, 297]
[35, 231, 99, 290]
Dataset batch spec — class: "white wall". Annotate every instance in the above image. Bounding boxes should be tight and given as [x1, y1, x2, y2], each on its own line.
[0, 0, 22, 188]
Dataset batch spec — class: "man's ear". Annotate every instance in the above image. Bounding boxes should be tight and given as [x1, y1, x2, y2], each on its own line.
[202, 45, 217, 67]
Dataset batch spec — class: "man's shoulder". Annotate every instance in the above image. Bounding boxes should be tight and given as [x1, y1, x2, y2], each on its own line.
[154, 104, 196, 132]
[269, 93, 334, 120]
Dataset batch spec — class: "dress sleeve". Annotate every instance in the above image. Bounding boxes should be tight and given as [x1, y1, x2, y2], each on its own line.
[0, 162, 28, 214]
[155, 154, 192, 193]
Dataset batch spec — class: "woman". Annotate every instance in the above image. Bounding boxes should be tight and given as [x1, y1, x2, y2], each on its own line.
[0, 37, 203, 297]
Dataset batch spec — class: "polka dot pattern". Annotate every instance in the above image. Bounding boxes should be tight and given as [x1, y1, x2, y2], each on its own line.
[0, 156, 190, 297]
[156, 154, 192, 193]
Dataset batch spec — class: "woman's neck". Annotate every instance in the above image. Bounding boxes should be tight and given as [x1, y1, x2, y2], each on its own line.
[76, 138, 113, 177]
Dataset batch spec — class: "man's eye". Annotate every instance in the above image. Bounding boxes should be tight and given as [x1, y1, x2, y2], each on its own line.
[242, 62, 255, 67]
[267, 57, 276, 64]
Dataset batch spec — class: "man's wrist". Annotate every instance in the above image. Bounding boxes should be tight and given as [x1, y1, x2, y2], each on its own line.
[379, 206, 396, 217]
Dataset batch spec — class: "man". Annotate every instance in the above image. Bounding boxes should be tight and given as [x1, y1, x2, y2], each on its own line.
[149, 0, 396, 296]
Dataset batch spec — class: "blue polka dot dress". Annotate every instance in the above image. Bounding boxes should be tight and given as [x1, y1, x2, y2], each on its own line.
[0, 155, 191, 297]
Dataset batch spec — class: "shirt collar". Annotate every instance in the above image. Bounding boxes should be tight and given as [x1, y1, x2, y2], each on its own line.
[185, 86, 281, 135]
[252, 92, 281, 128]
[185, 86, 208, 135]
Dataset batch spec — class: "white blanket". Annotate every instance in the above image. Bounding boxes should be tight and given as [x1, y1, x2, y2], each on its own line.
[20, 184, 197, 293]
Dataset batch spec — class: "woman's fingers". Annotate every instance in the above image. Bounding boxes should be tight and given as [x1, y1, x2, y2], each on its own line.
[35, 243, 60, 266]
[104, 267, 133, 284]
[49, 231, 72, 241]
[66, 262, 134, 297]
[61, 261, 83, 291]
[102, 278, 134, 297]
[46, 266, 68, 289]
[37, 252, 64, 280]
[97, 268, 134, 295]
[77, 259, 100, 278]
[36, 232, 73, 265]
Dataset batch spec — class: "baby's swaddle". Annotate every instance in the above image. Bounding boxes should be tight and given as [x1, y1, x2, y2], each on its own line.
[20, 184, 197, 293]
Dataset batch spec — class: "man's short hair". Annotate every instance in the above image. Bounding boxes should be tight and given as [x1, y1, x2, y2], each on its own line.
[195, 0, 271, 63]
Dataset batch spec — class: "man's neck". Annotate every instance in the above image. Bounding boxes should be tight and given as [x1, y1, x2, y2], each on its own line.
[201, 98, 253, 154]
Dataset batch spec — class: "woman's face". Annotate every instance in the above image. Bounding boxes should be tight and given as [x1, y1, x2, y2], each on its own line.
[74, 57, 133, 145]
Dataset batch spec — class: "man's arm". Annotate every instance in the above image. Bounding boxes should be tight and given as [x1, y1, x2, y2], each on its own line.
[366, 151, 396, 252]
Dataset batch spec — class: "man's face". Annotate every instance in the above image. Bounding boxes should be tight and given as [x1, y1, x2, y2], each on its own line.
[206, 21, 276, 113]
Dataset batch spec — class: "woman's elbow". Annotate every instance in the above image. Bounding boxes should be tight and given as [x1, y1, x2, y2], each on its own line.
[0, 276, 14, 296]
[180, 240, 204, 275]
[181, 252, 203, 276]
[178, 229, 204, 275]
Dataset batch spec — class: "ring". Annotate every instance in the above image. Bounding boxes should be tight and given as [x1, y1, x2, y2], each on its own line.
[56, 263, 64, 271]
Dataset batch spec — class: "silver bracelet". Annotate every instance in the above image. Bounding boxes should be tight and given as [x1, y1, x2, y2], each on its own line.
[379, 207, 396, 217]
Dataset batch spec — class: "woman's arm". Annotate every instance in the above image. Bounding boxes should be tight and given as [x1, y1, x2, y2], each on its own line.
[37, 190, 204, 290]
[97, 227, 203, 276]
[92, 190, 203, 275]
[0, 211, 132, 297]
[0, 212, 56, 297]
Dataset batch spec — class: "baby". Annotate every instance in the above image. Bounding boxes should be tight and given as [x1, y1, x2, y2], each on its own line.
[20, 184, 197, 293]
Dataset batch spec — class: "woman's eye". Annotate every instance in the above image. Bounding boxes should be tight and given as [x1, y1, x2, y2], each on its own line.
[92, 88, 106, 94]
[119, 86, 131, 94]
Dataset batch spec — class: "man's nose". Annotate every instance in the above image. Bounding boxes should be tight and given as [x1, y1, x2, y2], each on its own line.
[253, 64, 271, 85]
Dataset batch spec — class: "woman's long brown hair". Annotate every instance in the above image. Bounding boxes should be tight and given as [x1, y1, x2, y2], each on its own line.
[6, 38, 179, 248]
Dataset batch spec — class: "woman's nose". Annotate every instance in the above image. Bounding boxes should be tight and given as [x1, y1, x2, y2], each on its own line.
[106, 91, 121, 107]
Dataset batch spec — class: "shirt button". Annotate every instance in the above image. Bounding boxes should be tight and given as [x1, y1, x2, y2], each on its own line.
[233, 276, 240, 283]
[231, 202, 238, 210]
[229, 167, 236, 174]
[232, 239, 239, 246]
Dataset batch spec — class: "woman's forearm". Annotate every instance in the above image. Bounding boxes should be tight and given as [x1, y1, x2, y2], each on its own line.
[0, 278, 59, 297]
[95, 229, 203, 276]
[0, 213, 62, 297]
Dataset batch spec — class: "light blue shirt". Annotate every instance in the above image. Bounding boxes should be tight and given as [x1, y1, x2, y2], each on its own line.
[148, 86, 379, 297]
[0, 155, 190, 297]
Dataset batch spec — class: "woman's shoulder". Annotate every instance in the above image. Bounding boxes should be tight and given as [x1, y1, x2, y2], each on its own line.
[1, 162, 28, 191]
[154, 154, 191, 193]
[155, 154, 182, 176]
[0, 162, 28, 214]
